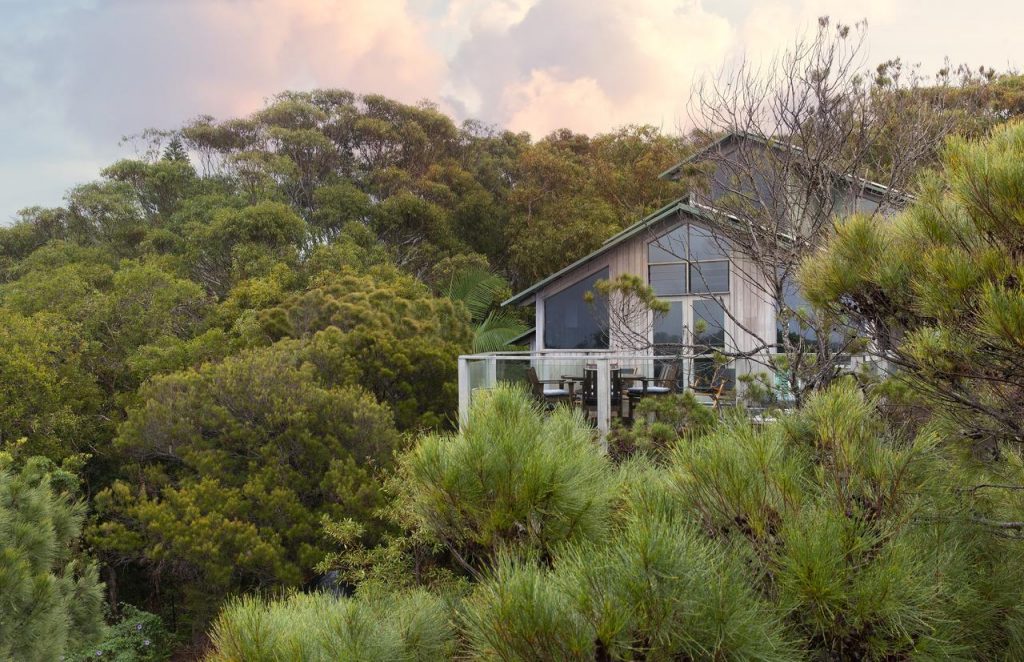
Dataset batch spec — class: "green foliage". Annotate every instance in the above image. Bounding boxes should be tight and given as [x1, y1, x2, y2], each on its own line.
[506, 127, 689, 287]
[71, 604, 174, 662]
[668, 381, 1024, 658]
[259, 268, 472, 429]
[206, 590, 455, 662]
[802, 121, 1024, 447]
[89, 345, 403, 632]
[394, 386, 615, 571]
[204, 383, 1024, 659]
[465, 511, 795, 661]
[608, 392, 717, 461]
[440, 265, 528, 352]
[0, 312, 100, 460]
[0, 455, 104, 661]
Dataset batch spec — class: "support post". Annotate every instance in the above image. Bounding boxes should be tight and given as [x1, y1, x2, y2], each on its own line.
[485, 356, 497, 388]
[458, 357, 471, 429]
[595, 357, 610, 450]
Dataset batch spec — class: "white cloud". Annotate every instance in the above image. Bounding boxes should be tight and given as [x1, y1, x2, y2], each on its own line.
[447, 0, 736, 134]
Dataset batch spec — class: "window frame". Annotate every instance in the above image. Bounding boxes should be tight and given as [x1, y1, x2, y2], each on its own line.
[647, 223, 730, 296]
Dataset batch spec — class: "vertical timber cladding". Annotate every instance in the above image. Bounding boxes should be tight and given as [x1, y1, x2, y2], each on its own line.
[534, 207, 776, 373]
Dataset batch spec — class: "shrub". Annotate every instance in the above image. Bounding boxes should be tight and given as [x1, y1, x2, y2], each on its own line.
[71, 604, 173, 662]
[90, 344, 404, 632]
[393, 385, 614, 573]
[463, 510, 795, 661]
[0, 455, 104, 661]
[206, 590, 454, 661]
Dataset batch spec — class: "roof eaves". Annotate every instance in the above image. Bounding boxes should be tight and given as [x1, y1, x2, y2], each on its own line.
[658, 131, 780, 181]
[506, 327, 535, 345]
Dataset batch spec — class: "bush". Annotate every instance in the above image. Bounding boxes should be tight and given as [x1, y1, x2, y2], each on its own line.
[669, 381, 1024, 658]
[206, 590, 454, 661]
[90, 344, 404, 632]
[464, 510, 795, 661]
[72, 604, 173, 662]
[0, 455, 104, 661]
[394, 385, 615, 572]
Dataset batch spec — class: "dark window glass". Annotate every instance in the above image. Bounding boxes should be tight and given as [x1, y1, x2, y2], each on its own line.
[688, 261, 729, 293]
[693, 357, 735, 391]
[648, 226, 686, 263]
[692, 298, 726, 350]
[653, 301, 683, 348]
[689, 225, 729, 260]
[544, 268, 609, 349]
[775, 275, 844, 352]
[649, 263, 686, 296]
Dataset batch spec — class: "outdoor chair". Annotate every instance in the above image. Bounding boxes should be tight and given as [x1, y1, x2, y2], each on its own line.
[626, 362, 680, 413]
[526, 367, 573, 408]
[578, 366, 625, 423]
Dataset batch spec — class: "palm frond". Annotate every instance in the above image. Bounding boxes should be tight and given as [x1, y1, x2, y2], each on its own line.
[472, 310, 530, 353]
[445, 268, 508, 323]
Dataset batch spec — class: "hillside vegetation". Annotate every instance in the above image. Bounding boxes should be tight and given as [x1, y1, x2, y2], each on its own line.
[0, 68, 1022, 658]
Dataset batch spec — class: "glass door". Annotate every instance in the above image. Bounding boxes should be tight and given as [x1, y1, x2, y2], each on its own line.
[652, 297, 731, 391]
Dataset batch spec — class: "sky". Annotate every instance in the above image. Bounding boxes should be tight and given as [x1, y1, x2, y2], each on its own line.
[0, 0, 1021, 223]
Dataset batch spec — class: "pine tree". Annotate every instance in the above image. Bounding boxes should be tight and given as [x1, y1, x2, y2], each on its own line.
[0, 456, 104, 661]
[161, 135, 189, 163]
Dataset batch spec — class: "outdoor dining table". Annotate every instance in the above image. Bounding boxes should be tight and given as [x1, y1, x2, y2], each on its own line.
[559, 370, 653, 419]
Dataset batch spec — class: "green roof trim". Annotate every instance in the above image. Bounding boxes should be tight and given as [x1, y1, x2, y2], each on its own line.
[502, 197, 717, 307]
[506, 327, 536, 345]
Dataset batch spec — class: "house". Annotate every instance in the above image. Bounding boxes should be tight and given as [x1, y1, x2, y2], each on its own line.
[458, 132, 899, 432]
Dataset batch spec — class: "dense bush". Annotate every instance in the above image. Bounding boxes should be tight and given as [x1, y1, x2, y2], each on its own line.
[0, 455, 104, 661]
[205, 384, 1024, 660]
[89, 345, 404, 632]
[207, 590, 454, 661]
[803, 119, 1024, 449]
[71, 604, 174, 662]
[394, 386, 615, 573]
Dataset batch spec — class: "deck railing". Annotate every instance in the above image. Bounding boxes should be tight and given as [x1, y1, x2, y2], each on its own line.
[457, 350, 739, 438]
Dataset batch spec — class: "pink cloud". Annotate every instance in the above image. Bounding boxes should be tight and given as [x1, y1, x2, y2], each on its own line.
[55, 0, 447, 139]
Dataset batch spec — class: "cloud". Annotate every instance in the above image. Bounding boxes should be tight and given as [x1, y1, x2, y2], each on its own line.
[50, 0, 447, 142]
[447, 0, 736, 135]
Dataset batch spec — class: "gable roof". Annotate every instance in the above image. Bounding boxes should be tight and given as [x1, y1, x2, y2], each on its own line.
[502, 196, 718, 307]
[658, 131, 770, 181]
[658, 131, 903, 202]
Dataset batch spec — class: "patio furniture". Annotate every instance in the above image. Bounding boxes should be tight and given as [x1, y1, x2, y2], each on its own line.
[574, 366, 627, 422]
[526, 367, 574, 408]
[626, 362, 680, 412]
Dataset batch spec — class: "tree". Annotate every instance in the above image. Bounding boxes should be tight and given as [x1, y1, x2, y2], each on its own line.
[506, 127, 688, 287]
[0, 455, 104, 661]
[393, 386, 615, 577]
[89, 345, 403, 634]
[259, 268, 472, 430]
[0, 312, 101, 461]
[802, 120, 1024, 452]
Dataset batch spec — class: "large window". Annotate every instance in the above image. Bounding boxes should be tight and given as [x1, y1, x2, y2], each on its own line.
[653, 301, 683, 348]
[647, 224, 729, 295]
[776, 275, 845, 353]
[692, 298, 734, 391]
[544, 268, 609, 349]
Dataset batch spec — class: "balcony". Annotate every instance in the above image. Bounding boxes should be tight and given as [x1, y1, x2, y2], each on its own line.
[457, 350, 739, 438]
